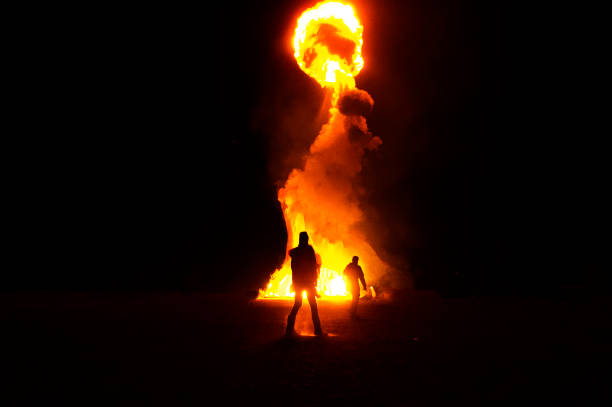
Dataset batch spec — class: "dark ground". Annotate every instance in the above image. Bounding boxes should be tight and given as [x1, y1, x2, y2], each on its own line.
[2, 290, 609, 405]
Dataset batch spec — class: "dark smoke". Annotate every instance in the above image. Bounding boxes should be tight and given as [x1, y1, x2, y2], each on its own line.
[338, 89, 374, 116]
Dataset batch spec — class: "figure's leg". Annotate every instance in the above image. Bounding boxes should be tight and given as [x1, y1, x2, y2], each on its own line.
[306, 289, 323, 335]
[350, 288, 359, 318]
[286, 292, 303, 335]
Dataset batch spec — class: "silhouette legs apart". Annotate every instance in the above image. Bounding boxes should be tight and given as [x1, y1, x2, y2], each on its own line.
[286, 288, 323, 336]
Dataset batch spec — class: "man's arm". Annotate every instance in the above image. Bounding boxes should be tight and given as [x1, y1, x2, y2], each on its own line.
[342, 264, 349, 276]
[359, 267, 367, 291]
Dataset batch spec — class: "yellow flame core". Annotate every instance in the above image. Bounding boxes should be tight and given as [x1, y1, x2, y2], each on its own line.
[293, 1, 363, 92]
[260, 207, 354, 300]
[258, 1, 373, 301]
[259, 200, 379, 300]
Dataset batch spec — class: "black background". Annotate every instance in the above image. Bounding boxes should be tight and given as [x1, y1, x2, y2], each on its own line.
[8, 0, 604, 296]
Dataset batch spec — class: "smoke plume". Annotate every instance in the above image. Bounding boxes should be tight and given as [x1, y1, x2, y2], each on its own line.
[277, 88, 402, 289]
[338, 89, 374, 116]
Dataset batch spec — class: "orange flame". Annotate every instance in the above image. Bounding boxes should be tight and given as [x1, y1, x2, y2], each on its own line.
[259, 1, 384, 301]
[293, 1, 363, 94]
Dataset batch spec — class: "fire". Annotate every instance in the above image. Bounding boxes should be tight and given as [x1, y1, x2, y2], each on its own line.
[293, 1, 363, 93]
[259, 1, 383, 301]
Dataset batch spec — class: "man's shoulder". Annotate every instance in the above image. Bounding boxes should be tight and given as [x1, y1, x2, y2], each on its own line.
[289, 246, 314, 255]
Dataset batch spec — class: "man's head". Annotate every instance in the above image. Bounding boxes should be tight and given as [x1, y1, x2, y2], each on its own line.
[352, 256, 359, 264]
[299, 231, 309, 246]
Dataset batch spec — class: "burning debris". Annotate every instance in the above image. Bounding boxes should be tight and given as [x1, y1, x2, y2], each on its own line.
[259, 1, 393, 300]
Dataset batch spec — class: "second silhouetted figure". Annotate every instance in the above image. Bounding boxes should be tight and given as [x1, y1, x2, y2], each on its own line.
[343, 256, 367, 319]
[286, 231, 324, 336]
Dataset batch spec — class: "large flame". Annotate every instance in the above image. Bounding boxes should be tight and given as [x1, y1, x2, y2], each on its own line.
[293, 1, 363, 93]
[259, 1, 383, 301]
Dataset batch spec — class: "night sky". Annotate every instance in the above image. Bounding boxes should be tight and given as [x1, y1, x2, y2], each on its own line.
[10, 1, 604, 295]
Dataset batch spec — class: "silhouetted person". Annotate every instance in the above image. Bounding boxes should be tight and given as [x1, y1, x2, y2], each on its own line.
[286, 231, 324, 336]
[343, 256, 367, 319]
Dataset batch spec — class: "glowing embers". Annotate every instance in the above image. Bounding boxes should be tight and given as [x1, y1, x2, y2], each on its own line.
[293, 1, 364, 90]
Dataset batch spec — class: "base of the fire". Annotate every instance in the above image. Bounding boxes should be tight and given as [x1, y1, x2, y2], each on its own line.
[258, 266, 375, 300]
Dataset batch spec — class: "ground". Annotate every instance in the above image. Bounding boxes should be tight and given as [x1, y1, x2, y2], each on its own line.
[1, 290, 608, 405]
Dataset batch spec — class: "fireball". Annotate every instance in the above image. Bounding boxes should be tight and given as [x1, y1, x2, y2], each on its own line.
[293, 1, 364, 91]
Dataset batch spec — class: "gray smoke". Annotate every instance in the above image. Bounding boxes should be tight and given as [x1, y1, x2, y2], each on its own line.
[338, 89, 374, 117]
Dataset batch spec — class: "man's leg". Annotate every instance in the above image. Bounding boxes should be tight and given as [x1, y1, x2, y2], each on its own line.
[306, 289, 323, 335]
[350, 288, 359, 318]
[286, 293, 303, 335]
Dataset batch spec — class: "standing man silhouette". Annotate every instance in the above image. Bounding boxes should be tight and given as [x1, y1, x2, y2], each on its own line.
[286, 231, 324, 336]
[343, 256, 367, 319]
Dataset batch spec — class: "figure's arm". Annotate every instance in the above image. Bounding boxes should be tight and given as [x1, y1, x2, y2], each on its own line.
[359, 267, 367, 291]
[310, 248, 319, 277]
